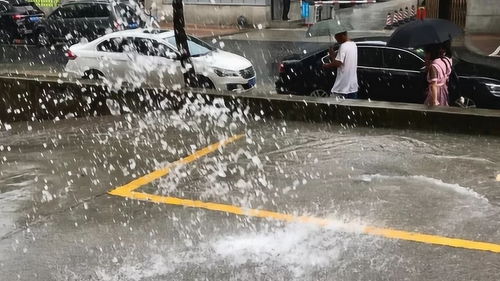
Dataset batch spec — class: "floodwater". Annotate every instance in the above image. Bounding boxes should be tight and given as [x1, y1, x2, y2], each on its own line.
[0, 103, 499, 280]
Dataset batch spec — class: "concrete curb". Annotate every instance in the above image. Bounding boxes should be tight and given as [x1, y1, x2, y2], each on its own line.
[1, 75, 500, 136]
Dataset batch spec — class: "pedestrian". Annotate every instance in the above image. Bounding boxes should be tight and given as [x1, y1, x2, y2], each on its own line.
[282, 0, 290, 20]
[423, 43, 452, 107]
[322, 31, 359, 99]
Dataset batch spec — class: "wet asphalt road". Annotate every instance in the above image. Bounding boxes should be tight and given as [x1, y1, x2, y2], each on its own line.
[0, 107, 500, 280]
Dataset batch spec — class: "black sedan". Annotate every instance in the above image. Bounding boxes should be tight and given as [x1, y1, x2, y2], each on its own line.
[275, 38, 500, 109]
[0, 0, 44, 44]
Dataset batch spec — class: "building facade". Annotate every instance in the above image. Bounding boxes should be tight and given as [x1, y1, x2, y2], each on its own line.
[426, 0, 500, 33]
[147, 0, 302, 27]
[466, 0, 500, 33]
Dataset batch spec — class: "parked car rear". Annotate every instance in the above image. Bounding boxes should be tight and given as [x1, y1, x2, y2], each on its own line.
[34, 0, 147, 46]
[276, 38, 500, 110]
[0, 0, 43, 44]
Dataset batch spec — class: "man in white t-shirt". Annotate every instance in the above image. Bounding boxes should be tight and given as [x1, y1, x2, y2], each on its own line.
[323, 31, 359, 99]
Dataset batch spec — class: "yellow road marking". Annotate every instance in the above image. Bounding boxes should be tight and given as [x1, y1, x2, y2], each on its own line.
[108, 134, 244, 197]
[111, 191, 500, 254]
[108, 133, 500, 254]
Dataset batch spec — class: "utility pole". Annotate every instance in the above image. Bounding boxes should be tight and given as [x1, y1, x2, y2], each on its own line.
[172, 0, 196, 87]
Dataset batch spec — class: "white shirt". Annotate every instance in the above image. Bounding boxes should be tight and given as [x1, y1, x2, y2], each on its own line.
[331, 41, 359, 94]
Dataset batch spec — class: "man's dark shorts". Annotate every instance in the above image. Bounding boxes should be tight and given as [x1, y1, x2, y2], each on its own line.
[332, 92, 358, 99]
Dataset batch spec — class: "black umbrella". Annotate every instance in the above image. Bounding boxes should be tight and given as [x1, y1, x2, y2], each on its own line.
[387, 19, 463, 48]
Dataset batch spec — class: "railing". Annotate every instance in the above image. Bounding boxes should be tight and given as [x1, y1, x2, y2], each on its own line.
[450, 0, 467, 28]
[425, 0, 439, 19]
[32, 0, 60, 7]
[425, 0, 467, 28]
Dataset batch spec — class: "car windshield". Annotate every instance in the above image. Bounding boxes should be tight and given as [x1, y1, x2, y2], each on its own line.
[165, 35, 215, 57]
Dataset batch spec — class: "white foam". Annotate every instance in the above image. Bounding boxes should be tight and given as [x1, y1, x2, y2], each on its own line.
[360, 174, 488, 202]
[94, 219, 374, 280]
[210, 221, 371, 277]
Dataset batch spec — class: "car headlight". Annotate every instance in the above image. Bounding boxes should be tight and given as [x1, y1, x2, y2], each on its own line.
[485, 83, 500, 97]
[213, 67, 239, 77]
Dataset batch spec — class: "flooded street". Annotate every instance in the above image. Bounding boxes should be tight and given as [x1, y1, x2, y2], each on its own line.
[1, 0, 500, 279]
[1, 104, 499, 280]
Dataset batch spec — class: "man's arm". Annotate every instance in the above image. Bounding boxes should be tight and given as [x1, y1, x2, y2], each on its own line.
[323, 60, 343, 69]
[323, 46, 343, 69]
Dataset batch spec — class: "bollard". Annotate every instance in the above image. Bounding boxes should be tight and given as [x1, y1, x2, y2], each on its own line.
[404, 6, 410, 22]
[384, 12, 393, 29]
[411, 5, 416, 20]
[398, 8, 404, 26]
[393, 10, 400, 26]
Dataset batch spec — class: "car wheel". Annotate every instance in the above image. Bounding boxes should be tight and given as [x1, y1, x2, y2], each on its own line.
[195, 76, 215, 89]
[309, 89, 330, 97]
[82, 70, 104, 80]
[454, 96, 477, 108]
[36, 31, 51, 47]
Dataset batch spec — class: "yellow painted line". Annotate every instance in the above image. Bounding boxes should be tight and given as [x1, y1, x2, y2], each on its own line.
[107, 132, 500, 254]
[108, 134, 244, 197]
[364, 226, 500, 253]
[113, 191, 500, 254]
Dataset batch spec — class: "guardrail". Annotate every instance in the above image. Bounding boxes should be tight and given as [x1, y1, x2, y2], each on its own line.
[1, 75, 500, 135]
[425, 0, 467, 28]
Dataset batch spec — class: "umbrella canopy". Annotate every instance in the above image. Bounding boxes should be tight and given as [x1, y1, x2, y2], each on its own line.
[306, 19, 353, 38]
[387, 19, 463, 48]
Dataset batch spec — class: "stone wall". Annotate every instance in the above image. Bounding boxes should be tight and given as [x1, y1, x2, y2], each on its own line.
[156, 4, 271, 27]
[466, 0, 500, 33]
[147, 0, 301, 27]
[2, 76, 500, 135]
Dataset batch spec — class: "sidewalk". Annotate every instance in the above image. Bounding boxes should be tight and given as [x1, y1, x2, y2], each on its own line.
[172, 22, 500, 59]
[158, 0, 408, 38]
[221, 28, 392, 42]
[465, 34, 500, 56]
[159, 22, 247, 38]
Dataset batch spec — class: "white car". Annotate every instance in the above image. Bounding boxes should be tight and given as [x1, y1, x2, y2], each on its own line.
[65, 29, 256, 91]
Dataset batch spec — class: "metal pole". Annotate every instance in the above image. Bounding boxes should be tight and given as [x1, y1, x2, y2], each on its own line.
[172, 0, 196, 87]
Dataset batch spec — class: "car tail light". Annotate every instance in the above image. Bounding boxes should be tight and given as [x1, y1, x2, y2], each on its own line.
[279, 63, 285, 73]
[12, 14, 25, 20]
[114, 21, 124, 31]
[66, 50, 77, 60]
